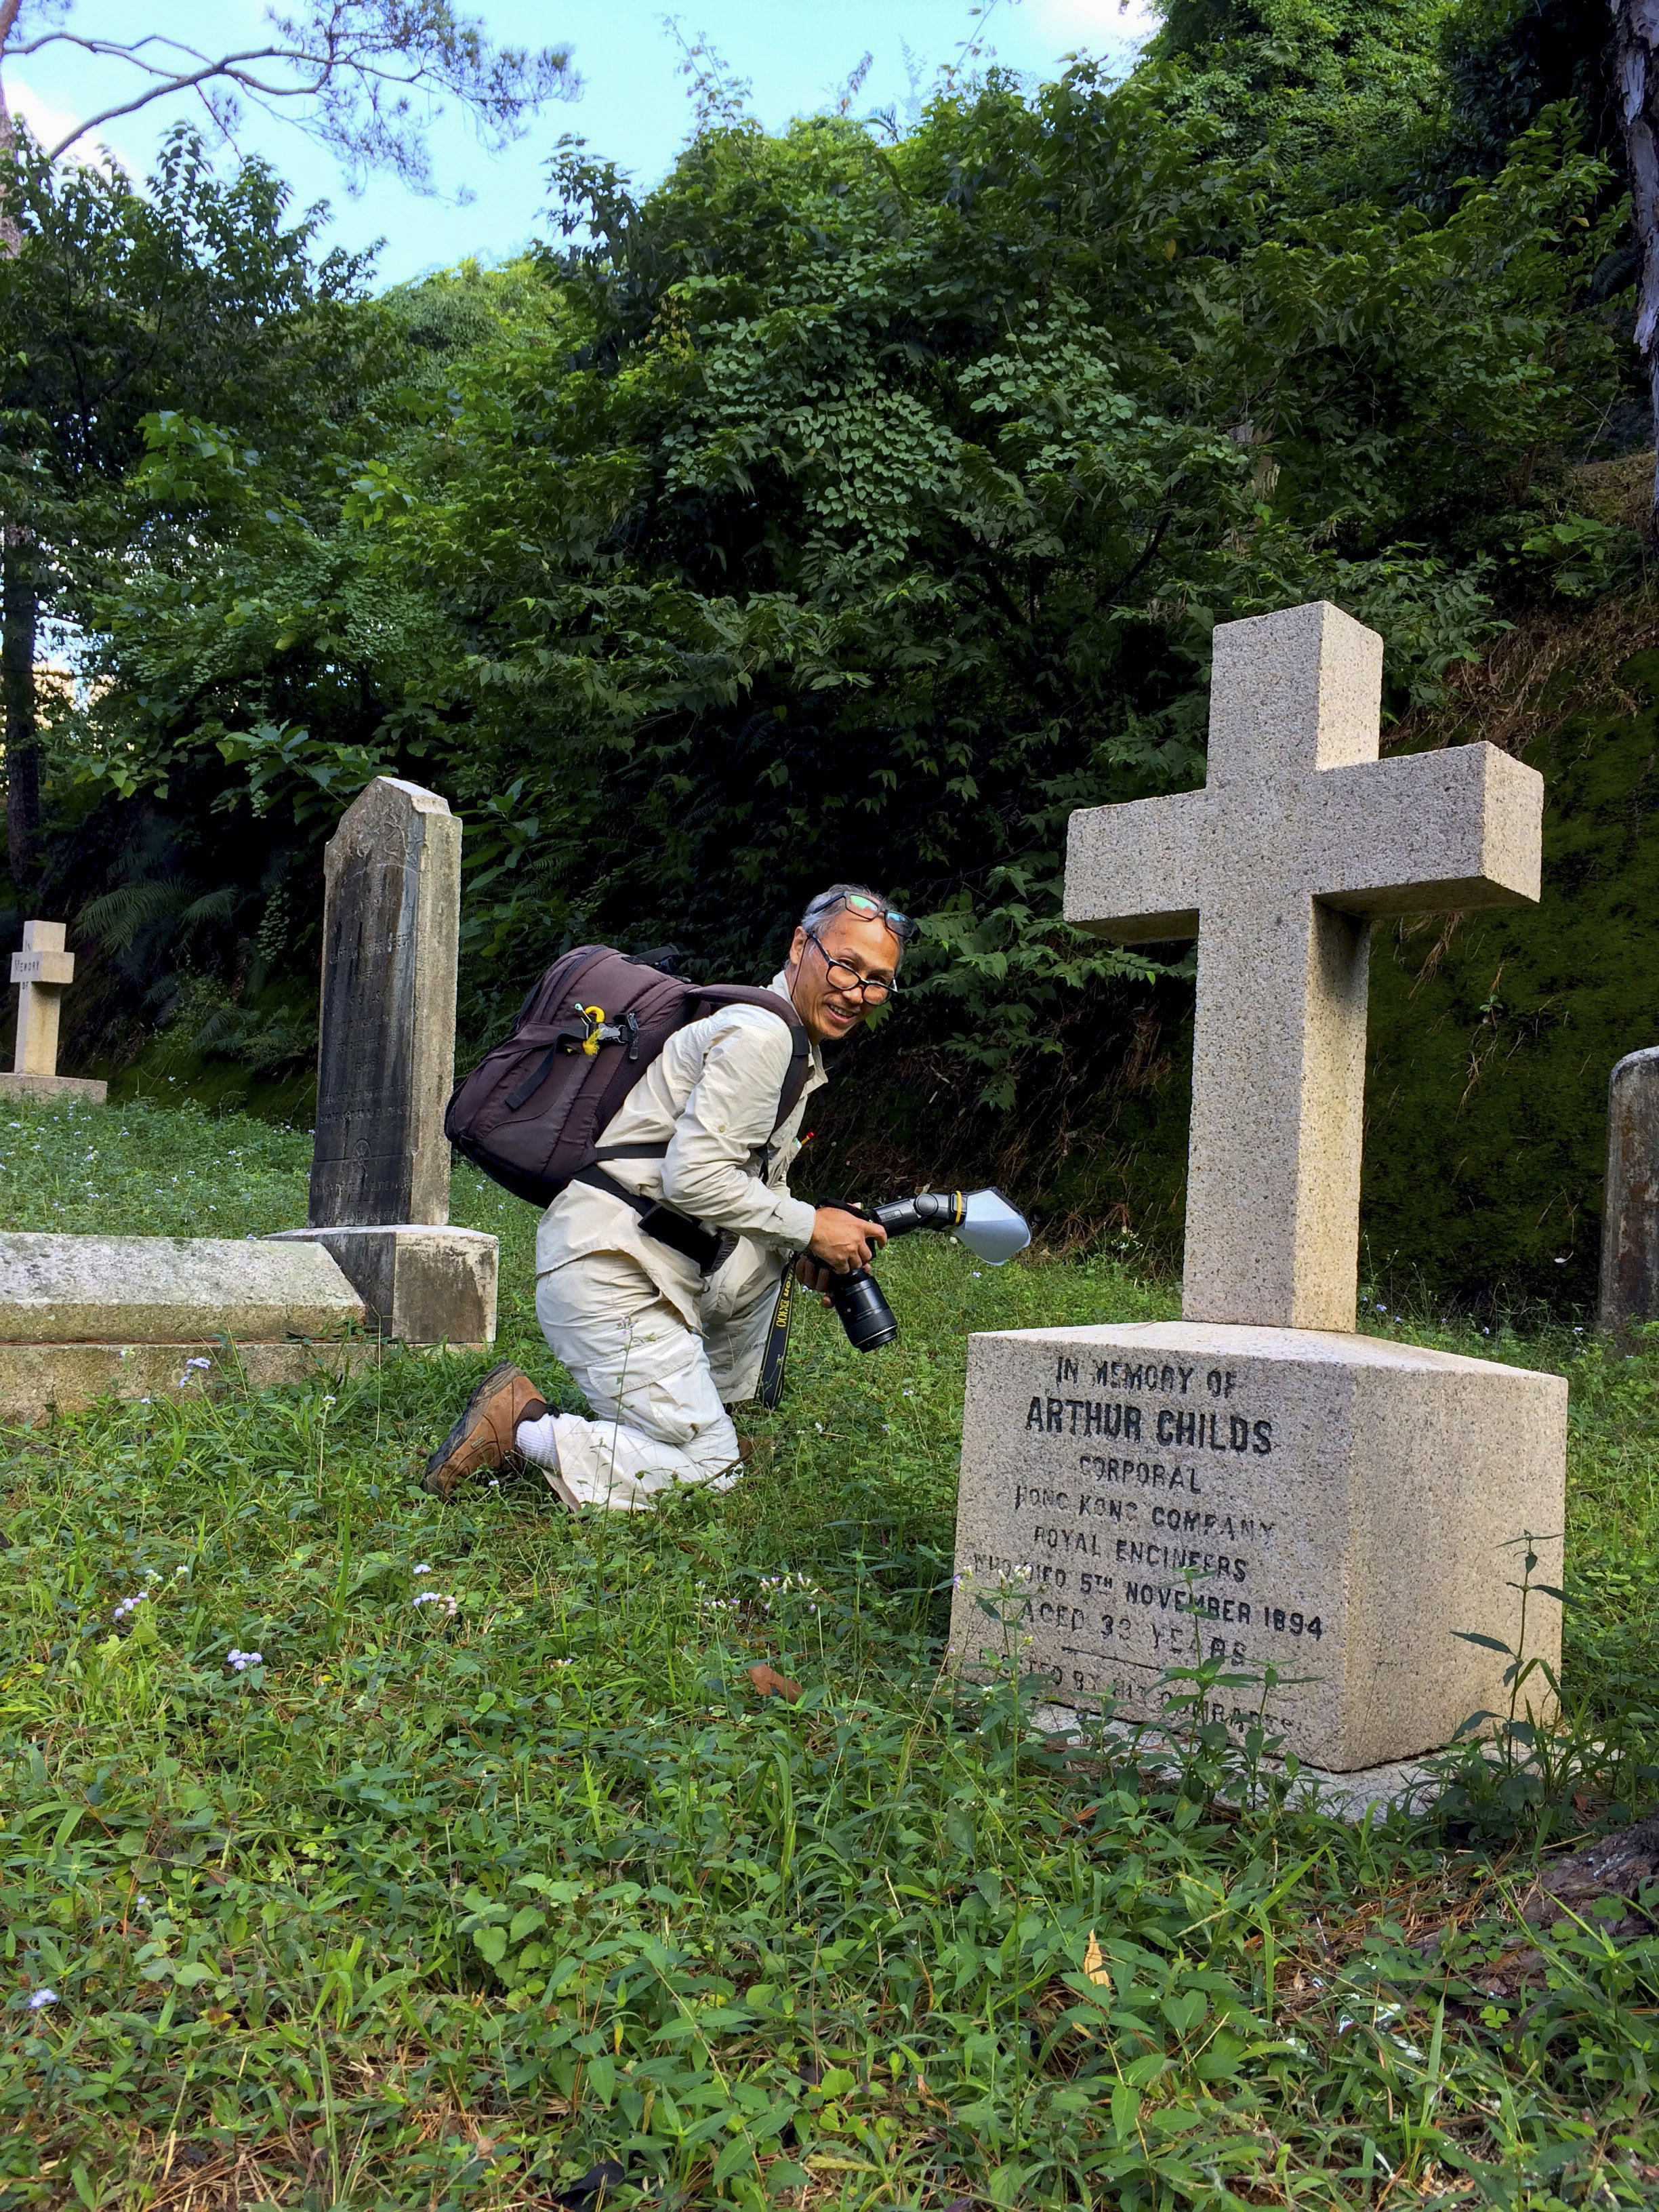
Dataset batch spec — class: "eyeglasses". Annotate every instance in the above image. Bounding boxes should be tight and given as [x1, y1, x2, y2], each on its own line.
[832, 892, 918, 945]
[805, 928, 900, 1003]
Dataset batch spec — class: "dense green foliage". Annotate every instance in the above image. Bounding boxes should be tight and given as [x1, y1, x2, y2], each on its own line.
[65, 9, 1631, 1057]
[0, 128, 377, 899]
[3, 1099, 1659, 2203]
[3, 0, 1647, 1305]
[1362, 634, 1659, 1313]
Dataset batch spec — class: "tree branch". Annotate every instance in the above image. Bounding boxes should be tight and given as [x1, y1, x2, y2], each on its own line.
[0, 0, 578, 192]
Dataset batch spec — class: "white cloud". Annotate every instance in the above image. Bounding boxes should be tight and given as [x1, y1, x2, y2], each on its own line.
[1024, 0, 1162, 55]
[5, 73, 140, 173]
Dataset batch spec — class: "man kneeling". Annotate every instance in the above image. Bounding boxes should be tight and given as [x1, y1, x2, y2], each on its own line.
[422, 886, 912, 1510]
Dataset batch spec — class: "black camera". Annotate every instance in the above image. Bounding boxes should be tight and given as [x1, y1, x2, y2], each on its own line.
[825, 1188, 1030, 1352]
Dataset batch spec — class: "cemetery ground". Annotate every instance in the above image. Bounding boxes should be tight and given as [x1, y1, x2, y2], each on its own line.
[1, 1107, 1658, 2209]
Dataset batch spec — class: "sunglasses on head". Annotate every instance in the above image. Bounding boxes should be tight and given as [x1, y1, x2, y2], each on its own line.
[833, 893, 919, 945]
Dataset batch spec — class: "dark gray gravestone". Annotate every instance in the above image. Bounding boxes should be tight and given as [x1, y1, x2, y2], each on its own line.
[308, 777, 462, 1229]
[1599, 1048, 1659, 1336]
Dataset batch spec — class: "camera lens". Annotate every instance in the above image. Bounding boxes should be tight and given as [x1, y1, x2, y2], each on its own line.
[830, 1267, 898, 1352]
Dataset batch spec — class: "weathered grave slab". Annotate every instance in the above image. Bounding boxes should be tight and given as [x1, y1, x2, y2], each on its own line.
[0, 1233, 371, 1422]
[949, 1322, 1565, 1774]
[950, 600, 1564, 1771]
[1599, 1047, 1659, 1336]
[0, 1233, 363, 1341]
[2, 921, 106, 1105]
[283, 777, 497, 1346]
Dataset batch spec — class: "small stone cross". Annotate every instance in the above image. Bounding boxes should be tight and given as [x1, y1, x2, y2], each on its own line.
[10, 920, 77, 1078]
[1065, 600, 1544, 1330]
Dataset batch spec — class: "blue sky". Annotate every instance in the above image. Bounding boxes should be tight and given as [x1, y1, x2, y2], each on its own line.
[7, 0, 1158, 286]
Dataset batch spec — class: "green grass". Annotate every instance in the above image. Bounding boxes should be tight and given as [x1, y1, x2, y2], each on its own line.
[3, 1100, 1659, 2208]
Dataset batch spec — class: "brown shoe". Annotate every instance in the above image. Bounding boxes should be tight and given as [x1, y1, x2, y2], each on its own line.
[422, 1363, 548, 1500]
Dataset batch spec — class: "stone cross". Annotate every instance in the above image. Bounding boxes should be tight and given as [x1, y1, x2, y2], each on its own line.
[10, 920, 75, 1077]
[1065, 600, 1543, 1330]
[308, 777, 462, 1229]
[3, 921, 106, 1103]
[1599, 1048, 1659, 1336]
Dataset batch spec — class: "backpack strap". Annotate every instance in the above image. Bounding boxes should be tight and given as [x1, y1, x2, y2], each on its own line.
[573, 1145, 726, 1272]
[690, 985, 813, 1135]
[567, 993, 812, 1271]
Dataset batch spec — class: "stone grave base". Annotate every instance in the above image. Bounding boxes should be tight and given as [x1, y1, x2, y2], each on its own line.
[0, 1338, 386, 1424]
[0, 1072, 106, 1104]
[1026, 1704, 1479, 1826]
[948, 1320, 1568, 1774]
[268, 1225, 497, 1348]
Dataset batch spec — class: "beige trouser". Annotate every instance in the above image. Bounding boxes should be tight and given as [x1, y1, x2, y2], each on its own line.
[514, 1246, 781, 1511]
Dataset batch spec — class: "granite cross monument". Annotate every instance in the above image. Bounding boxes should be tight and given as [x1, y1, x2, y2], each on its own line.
[948, 600, 1568, 1772]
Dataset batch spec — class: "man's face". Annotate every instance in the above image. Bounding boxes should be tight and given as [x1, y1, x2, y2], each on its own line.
[785, 906, 903, 1046]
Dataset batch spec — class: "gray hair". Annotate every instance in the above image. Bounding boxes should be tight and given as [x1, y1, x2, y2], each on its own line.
[800, 882, 889, 933]
[799, 885, 916, 955]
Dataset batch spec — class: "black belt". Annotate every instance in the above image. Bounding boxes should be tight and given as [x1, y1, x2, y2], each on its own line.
[573, 1147, 726, 1273]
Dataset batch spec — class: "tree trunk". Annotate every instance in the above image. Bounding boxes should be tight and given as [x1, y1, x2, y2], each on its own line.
[0, 0, 22, 254]
[1615, 0, 1659, 539]
[3, 528, 40, 895]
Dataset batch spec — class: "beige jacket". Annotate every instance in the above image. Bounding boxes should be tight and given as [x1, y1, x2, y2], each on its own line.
[535, 969, 827, 1330]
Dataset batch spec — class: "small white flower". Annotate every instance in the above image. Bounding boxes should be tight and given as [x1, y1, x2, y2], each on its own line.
[321, 1395, 336, 1406]
[186, 1357, 212, 1371]
[413, 1591, 459, 1618]
[413, 1564, 432, 1575]
[27, 1989, 57, 2011]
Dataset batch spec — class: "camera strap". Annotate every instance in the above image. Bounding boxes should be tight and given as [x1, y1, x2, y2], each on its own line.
[754, 1260, 798, 1410]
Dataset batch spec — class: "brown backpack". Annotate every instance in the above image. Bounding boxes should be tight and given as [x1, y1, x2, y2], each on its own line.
[445, 947, 811, 1258]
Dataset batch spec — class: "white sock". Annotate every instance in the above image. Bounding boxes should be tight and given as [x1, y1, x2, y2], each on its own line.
[514, 1412, 561, 1469]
